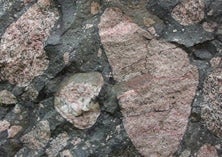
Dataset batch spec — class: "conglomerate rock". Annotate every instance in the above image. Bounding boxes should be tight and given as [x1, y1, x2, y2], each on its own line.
[196, 144, 218, 157]
[201, 58, 222, 137]
[0, 90, 17, 105]
[171, 0, 205, 26]
[0, 0, 222, 156]
[99, 7, 199, 156]
[54, 72, 104, 129]
[0, 0, 59, 86]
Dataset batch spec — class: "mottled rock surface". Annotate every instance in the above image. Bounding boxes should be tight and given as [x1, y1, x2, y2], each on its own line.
[0, 0, 59, 86]
[54, 72, 104, 129]
[0, 0, 222, 157]
[201, 59, 222, 137]
[196, 145, 218, 157]
[0, 90, 17, 105]
[99, 7, 199, 156]
[171, 0, 205, 26]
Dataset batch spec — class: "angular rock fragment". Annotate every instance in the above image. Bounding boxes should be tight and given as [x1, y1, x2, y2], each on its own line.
[20, 120, 50, 150]
[0, 90, 17, 105]
[0, 120, 10, 132]
[46, 132, 69, 157]
[196, 144, 218, 157]
[201, 60, 222, 137]
[99, 7, 199, 156]
[54, 72, 104, 129]
[59, 149, 73, 157]
[180, 150, 191, 157]
[99, 7, 152, 82]
[91, 1, 100, 15]
[171, 0, 205, 26]
[7, 125, 22, 138]
[0, 0, 59, 86]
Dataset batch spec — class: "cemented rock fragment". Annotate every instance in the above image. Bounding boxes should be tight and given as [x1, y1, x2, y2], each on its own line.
[0, 120, 10, 132]
[196, 144, 218, 157]
[99, 7, 199, 156]
[46, 132, 69, 157]
[0, 0, 59, 86]
[171, 0, 205, 26]
[99, 7, 152, 82]
[20, 120, 51, 150]
[7, 125, 22, 138]
[201, 61, 222, 137]
[54, 72, 104, 129]
[91, 1, 100, 15]
[0, 90, 17, 105]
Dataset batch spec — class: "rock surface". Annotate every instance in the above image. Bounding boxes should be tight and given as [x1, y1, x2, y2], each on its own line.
[99, 7, 199, 156]
[201, 59, 222, 137]
[54, 72, 104, 129]
[196, 144, 218, 157]
[171, 0, 205, 26]
[0, 0, 222, 157]
[0, 90, 17, 105]
[0, 0, 59, 86]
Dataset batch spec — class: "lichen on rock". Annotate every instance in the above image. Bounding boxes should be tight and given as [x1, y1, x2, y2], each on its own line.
[54, 72, 104, 129]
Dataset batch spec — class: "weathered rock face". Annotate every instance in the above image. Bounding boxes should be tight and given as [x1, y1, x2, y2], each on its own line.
[201, 59, 222, 137]
[0, 0, 58, 86]
[1, 0, 222, 157]
[0, 90, 17, 105]
[99, 8, 152, 82]
[99, 8, 199, 156]
[196, 144, 218, 157]
[171, 0, 205, 26]
[54, 72, 104, 129]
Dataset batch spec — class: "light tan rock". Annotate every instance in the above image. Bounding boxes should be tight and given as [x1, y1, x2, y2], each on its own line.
[0, 90, 17, 105]
[54, 72, 104, 129]
[91, 1, 100, 15]
[0, 120, 10, 132]
[7, 125, 22, 138]
[59, 150, 73, 157]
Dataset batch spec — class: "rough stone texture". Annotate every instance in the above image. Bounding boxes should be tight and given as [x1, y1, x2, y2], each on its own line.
[7, 125, 22, 138]
[99, 8, 199, 156]
[147, 0, 214, 47]
[0, 120, 10, 132]
[171, 0, 205, 26]
[0, 90, 17, 105]
[20, 120, 50, 150]
[0, 0, 59, 86]
[196, 145, 218, 157]
[55, 72, 104, 129]
[46, 132, 69, 157]
[180, 150, 191, 157]
[91, 1, 100, 15]
[1, 0, 222, 157]
[201, 63, 222, 137]
[99, 7, 152, 82]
